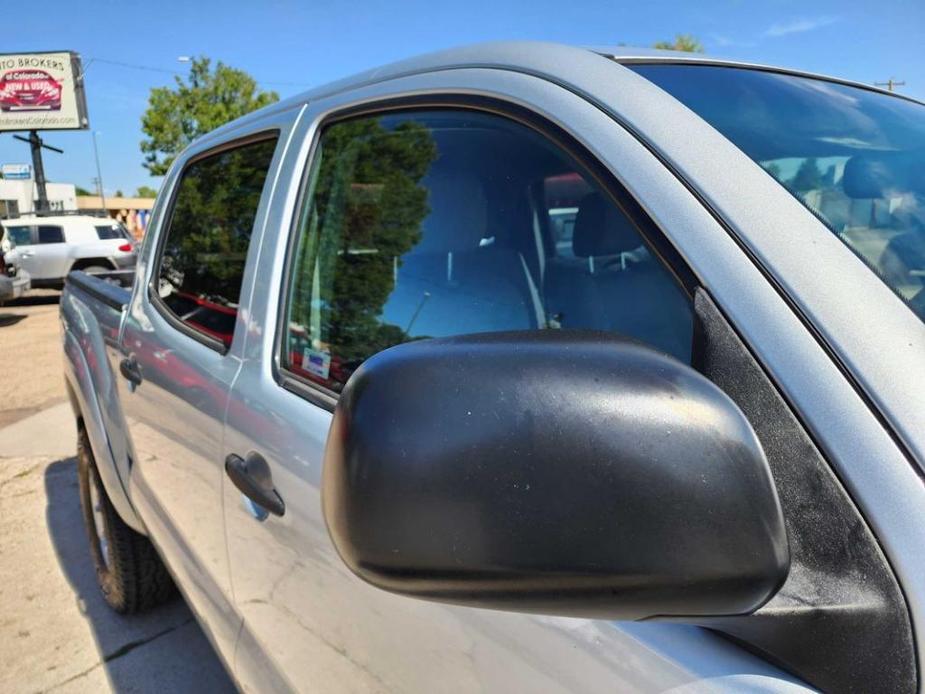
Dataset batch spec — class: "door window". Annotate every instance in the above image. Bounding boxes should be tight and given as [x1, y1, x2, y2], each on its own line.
[153, 134, 279, 349]
[37, 225, 64, 244]
[281, 109, 693, 393]
[5, 225, 33, 246]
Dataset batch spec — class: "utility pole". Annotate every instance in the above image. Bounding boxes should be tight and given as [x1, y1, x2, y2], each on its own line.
[12, 131, 63, 213]
[91, 131, 106, 210]
[875, 78, 906, 92]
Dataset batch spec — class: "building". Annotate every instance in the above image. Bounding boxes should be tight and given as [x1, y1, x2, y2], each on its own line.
[0, 179, 77, 217]
[76, 195, 155, 239]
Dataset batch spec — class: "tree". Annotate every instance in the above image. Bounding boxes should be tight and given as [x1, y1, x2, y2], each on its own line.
[791, 158, 823, 192]
[115, 189, 124, 197]
[75, 185, 93, 196]
[287, 116, 438, 388]
[653, 34, 705, 53]
[135, 185, 158, 198]
[140, 57, 278, 176]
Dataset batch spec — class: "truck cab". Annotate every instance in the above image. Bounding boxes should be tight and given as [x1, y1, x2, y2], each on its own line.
[60, 43, 925, 694]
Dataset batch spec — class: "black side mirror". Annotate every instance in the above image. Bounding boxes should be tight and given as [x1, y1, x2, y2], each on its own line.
[322, 332, 789, 619]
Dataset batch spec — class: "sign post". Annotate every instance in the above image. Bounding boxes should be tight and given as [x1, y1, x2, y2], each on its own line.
[0, 51, 89, 212]
[11, 131, 63, 211]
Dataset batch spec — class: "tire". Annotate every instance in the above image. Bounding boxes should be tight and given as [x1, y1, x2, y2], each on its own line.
[77, 427, 175, 613]
[80, 265, 110, 275]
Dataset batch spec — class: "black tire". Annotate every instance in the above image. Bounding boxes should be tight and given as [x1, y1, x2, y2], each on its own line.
[77, 427, 176, 613]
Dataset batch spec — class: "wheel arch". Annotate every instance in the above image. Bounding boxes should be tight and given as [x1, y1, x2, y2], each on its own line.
[63, 339, 147, 535]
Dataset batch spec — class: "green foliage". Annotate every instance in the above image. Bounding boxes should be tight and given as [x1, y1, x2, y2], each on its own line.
[140, 57, 278, 176]
[161, 138, 277, 304]
[115, 189, 124, 197]
[75, 185, 93, 196]
[289, 117, 438, 381]
[135, 185, 158, 198]
[790, 158, 823, 192]
[653, 34, 705, 53]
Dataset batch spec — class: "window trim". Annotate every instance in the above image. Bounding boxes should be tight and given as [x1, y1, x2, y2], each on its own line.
[274, 96, 699, 411]
[147, 129, 281, 355]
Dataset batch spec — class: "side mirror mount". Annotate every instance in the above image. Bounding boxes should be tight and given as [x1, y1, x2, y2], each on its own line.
[322, 332, 789, 619]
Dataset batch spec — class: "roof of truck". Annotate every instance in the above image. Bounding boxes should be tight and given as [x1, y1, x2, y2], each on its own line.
[197, 41, 921, 147]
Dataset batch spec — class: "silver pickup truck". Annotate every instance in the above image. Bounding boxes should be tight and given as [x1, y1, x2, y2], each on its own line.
[61, 43, 925, 693]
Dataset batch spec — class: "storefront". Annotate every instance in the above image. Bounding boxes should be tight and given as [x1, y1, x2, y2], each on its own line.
[76, 195, 155, 239]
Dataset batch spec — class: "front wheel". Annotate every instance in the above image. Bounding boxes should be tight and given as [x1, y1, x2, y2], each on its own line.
[77, 427, 175, 613]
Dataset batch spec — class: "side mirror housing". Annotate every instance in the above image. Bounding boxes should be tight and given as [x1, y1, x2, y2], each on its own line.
[322, 332, 789, 619]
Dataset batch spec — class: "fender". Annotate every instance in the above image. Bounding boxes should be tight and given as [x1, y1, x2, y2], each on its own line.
[62, 307, 146, 535]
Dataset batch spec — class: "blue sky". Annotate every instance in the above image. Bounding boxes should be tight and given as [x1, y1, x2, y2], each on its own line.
[1, 0, 922, 196]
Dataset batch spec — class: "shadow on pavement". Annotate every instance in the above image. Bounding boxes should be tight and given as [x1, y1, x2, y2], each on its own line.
[7, 292, 61, 307]
[44, 458, 235, 692]
[0, 313, 27, 327]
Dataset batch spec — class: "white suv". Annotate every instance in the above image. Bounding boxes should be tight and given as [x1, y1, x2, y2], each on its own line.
[0, 214, 137, 288]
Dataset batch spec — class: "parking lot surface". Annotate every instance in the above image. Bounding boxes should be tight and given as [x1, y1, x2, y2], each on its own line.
[0, 294, 235, 693]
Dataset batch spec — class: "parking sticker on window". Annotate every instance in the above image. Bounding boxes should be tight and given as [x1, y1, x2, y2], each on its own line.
[303, 348, 331, 380]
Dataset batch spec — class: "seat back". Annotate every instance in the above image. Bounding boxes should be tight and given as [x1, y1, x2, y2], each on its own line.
[545, 192, 692, 361]
[380, 168, 544, 338]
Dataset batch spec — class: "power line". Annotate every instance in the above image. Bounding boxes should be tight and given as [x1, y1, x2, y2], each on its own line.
[79, 55, 310, 88]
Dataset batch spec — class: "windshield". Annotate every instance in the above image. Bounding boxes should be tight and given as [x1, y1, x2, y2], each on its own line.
[631, 64, 925, 323]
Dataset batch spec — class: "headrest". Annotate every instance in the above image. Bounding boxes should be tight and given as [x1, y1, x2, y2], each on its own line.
[572, 192, 641, 258]
[843, 150, 925, 199]
[413, 168, 488, 254]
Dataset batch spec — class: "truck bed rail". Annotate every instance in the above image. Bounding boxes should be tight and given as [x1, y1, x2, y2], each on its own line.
[66, 270, 132, 310]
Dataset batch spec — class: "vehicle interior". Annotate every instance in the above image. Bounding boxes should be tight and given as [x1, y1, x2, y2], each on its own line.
[287, 111, 694, 391]
[629, 63, 925, 322]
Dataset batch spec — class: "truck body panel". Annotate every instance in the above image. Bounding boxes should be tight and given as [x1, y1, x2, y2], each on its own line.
[59, 41, 924, 694]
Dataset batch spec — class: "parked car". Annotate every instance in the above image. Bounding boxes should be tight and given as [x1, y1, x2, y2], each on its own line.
[1, 214, 136, 289]
[60, 43, 925, 694]
[0, 236, 30, 303]
[0, 69, 62, 111]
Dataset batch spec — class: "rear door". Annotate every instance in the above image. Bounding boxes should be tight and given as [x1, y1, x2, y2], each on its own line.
[3, 224, 42, 279]
[116, 111, 299, 668]
[222, 73, 801, 692]
[33, 224, 70, 279]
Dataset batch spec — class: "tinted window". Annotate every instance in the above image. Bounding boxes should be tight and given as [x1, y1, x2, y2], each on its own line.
[633, 64, 925, 323]
[37, 226, 64, 244]
[96, 223, 126, 240]
[155, 136, 278, 348]
[6, 226, 32, 245]
[282, 110, 692, 393]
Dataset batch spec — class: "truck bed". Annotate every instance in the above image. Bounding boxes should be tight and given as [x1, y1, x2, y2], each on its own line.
[65, 269, 134, 309]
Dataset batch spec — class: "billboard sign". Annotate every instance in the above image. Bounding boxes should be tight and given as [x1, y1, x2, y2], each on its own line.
[1, 163, 32, 179]
[0, 52, 89, 132]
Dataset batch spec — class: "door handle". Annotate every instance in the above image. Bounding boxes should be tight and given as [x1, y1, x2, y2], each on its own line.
[119, 356, 143, 387]
[225, 452, 285, 517]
